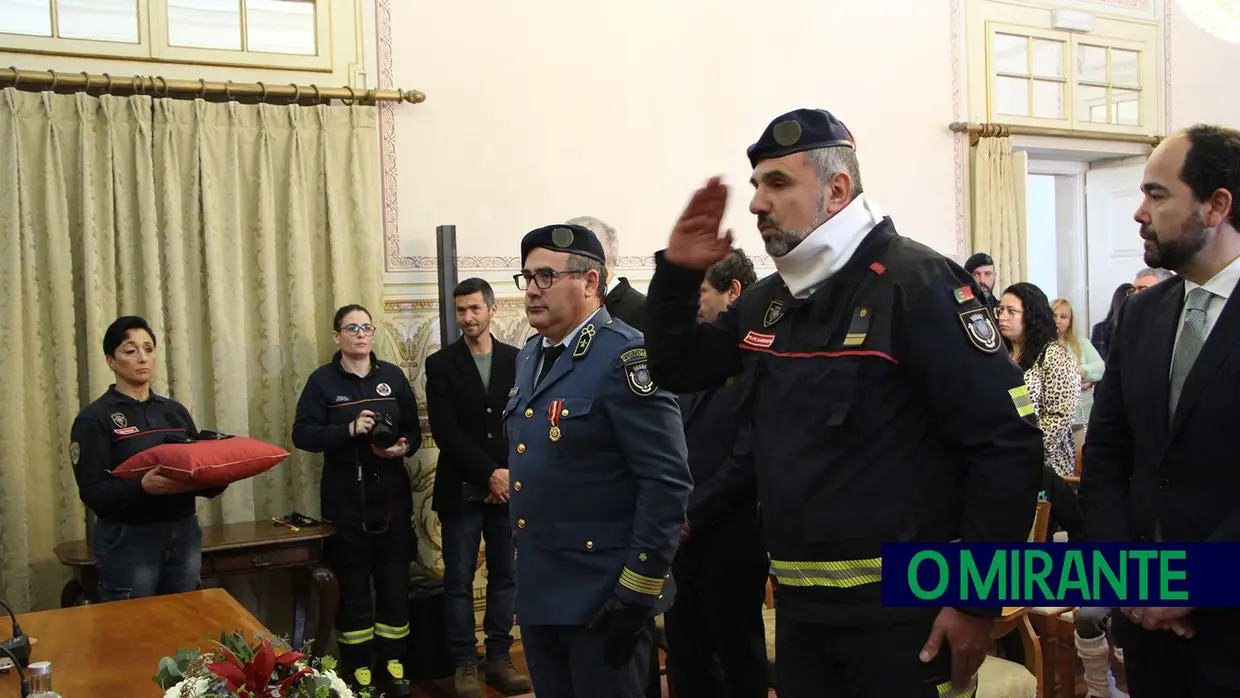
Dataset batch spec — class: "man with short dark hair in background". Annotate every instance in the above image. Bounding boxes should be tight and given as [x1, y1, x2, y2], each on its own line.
[964, 252, 1000, 315]
[424, 277, 530, 698]
[663, 249, 769, 698]
[568, 216, 648, 331]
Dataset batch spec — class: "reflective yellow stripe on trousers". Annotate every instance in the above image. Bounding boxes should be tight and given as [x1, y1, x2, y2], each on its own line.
[935, 674, 978, 697]
[768, 557, 883, 588]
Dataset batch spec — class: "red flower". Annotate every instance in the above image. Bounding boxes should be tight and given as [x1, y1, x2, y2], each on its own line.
[206, 637, 309, 697]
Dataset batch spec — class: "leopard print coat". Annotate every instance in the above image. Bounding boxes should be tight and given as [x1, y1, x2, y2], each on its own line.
[1024, 342, 1082, 477]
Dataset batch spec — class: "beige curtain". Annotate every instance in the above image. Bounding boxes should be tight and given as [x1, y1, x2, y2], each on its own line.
[0, 87, 382, 612]
[971, 136, 1028, 287]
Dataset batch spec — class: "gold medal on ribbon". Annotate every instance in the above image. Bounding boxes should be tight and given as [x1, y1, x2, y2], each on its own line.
[549, 399, 564, 442]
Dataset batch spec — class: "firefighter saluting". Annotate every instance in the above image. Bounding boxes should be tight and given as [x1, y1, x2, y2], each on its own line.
[643, 108, 1044, 697]
[293, 303, 422, 698]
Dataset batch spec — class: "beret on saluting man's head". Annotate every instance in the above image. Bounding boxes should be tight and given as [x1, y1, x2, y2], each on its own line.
[747, 108, 857, 168]
[520, 224, 607, 266]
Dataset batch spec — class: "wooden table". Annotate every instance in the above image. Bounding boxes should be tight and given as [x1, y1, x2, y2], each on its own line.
[0, 589, 272, 697]
[53, 520, 339, 657]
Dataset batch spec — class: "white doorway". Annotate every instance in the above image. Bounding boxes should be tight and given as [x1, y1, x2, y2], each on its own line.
[1084, 159, 1147, 328]
[1021, 159, 1089, 326]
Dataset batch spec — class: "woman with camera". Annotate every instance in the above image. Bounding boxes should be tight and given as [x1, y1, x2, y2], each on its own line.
[292, 304, 422, 698]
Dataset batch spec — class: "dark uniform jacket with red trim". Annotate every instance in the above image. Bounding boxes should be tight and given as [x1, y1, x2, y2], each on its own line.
[503, 306, 693, 626]
[292, 352, 422, 528]
[645, 217, 1044, 625]
[70, 386, 227, 524]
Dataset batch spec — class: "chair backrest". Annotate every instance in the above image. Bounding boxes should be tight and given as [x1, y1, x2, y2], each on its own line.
[1028, 499, 1052, 543]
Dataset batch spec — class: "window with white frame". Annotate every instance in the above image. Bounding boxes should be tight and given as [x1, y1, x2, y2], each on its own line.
[965, 0, 1162, 136]
[0, 0, 330, 71]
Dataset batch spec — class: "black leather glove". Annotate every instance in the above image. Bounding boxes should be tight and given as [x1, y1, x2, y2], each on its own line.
[588, 596, 651, 667]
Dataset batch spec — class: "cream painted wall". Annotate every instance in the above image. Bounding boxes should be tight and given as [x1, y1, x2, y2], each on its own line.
[1169, 1, 1240, 129]
[381, 0, 963, 279]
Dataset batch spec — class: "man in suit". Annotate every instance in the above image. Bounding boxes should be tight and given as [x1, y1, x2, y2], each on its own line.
[663, 249, 769, 698]
[505, 223, 692, 698]
[424, 277, 531, 698]
[567, 215, 647, 331]
[1082, 123, 1240, 697]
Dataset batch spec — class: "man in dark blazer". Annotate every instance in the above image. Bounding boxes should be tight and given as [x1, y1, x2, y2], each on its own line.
[1082, 124, 1240, 697]
[567, 215, 647, 331]
[663, 249, 769, 698]
[424, 277, 530, 698]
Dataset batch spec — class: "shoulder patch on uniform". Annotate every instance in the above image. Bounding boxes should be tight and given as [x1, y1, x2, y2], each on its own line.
[69, 441, 80, 466]
[619, 347, 647, 363]
[622, 349, 657, 397]
[959, 307, 1001, 353]
[573, 324, 596, 357]
[952, 285, 975, 304]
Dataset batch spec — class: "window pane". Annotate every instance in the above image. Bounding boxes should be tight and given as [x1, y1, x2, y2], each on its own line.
[1077, 44, 1108, 83]
[57, 0, 139, 43]
[1112, 89, 1141, 126]
[1032, 79, 1064, 119]
[1111, 49, 1140, 87]
[1032, 39, 1064, 78]
[0, 0, 53, 37]
[1077, 84, 1109, 123]
[994, 76, 1030, 117]
[167, 0, 242, 50]
[993, 33, 1028, 74]
[246, 0, 316, 55]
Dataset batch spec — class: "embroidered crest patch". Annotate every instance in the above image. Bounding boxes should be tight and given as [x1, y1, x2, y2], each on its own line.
[959, 308, 1000, 353]
[763, 299, 785, 328]
[623, 352, 657, 397]
[110, 412, 127, 429]
[69, 441, 80, 466]
[376, 382, 392, 397]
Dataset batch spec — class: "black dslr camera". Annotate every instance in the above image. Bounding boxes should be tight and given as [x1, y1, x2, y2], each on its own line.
[370, 414, 399, 450]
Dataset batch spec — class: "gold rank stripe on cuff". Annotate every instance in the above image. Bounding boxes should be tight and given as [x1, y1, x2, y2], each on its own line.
[1009, 384, 1035, 418]
[619, 568, 665, 596]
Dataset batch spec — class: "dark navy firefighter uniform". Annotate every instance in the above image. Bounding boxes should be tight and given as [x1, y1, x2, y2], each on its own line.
[504, 224, 693, 698]
[292, 351, 422, 686]
[70, 386, 226, 601]
[644, 109, 1045, 697]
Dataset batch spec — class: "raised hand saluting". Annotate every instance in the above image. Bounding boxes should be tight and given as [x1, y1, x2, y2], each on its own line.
[665, 176, 735, 271]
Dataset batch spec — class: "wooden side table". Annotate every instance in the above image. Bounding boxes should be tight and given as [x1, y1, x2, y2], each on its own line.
[53, 520, 339, 658]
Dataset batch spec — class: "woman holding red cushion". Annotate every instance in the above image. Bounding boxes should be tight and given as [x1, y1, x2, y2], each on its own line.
[67, 315, 226, 603]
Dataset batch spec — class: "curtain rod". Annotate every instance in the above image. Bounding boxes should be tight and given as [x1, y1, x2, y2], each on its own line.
[1, 67, 426, 106]
[949, 121, 1160, 147]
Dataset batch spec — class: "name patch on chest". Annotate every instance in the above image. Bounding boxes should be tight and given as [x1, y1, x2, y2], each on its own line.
[742, 330, 775, 349]
[114, 426, 139, 436]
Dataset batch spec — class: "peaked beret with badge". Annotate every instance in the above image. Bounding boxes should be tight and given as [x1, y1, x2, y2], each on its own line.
[747, 108, 857, 168]
[521, 223, 607, 266]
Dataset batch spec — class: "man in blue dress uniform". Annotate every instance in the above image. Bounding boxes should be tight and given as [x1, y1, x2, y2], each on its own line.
[504, 223, 693, 698]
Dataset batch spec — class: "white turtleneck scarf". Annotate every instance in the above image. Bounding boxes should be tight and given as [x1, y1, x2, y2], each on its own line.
[772, 193, 885, 299]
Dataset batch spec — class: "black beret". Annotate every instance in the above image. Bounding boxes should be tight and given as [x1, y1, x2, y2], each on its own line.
[520, 223, 607, 266]
[747, 108, 856, 168]
[964, 252, 995, 273]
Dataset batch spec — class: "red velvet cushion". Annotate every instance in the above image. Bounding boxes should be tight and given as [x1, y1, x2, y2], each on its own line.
[112, 437, 289, 487]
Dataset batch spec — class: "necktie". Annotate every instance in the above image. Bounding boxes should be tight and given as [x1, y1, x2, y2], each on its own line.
[537, 344, 565, 386]
[1168, 286, 1212, 418]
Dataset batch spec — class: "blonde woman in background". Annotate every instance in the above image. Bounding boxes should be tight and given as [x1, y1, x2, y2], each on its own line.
[1052, 298, 1105, 452]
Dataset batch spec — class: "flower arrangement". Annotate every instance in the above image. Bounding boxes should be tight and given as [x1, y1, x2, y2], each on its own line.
[154, 630, 355, 698]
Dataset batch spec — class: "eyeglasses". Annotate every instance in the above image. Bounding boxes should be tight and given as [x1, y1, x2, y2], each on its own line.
[339, 323, 376, 336]
[996, 306, 1023, 317]
[513, 269, 583, 291]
